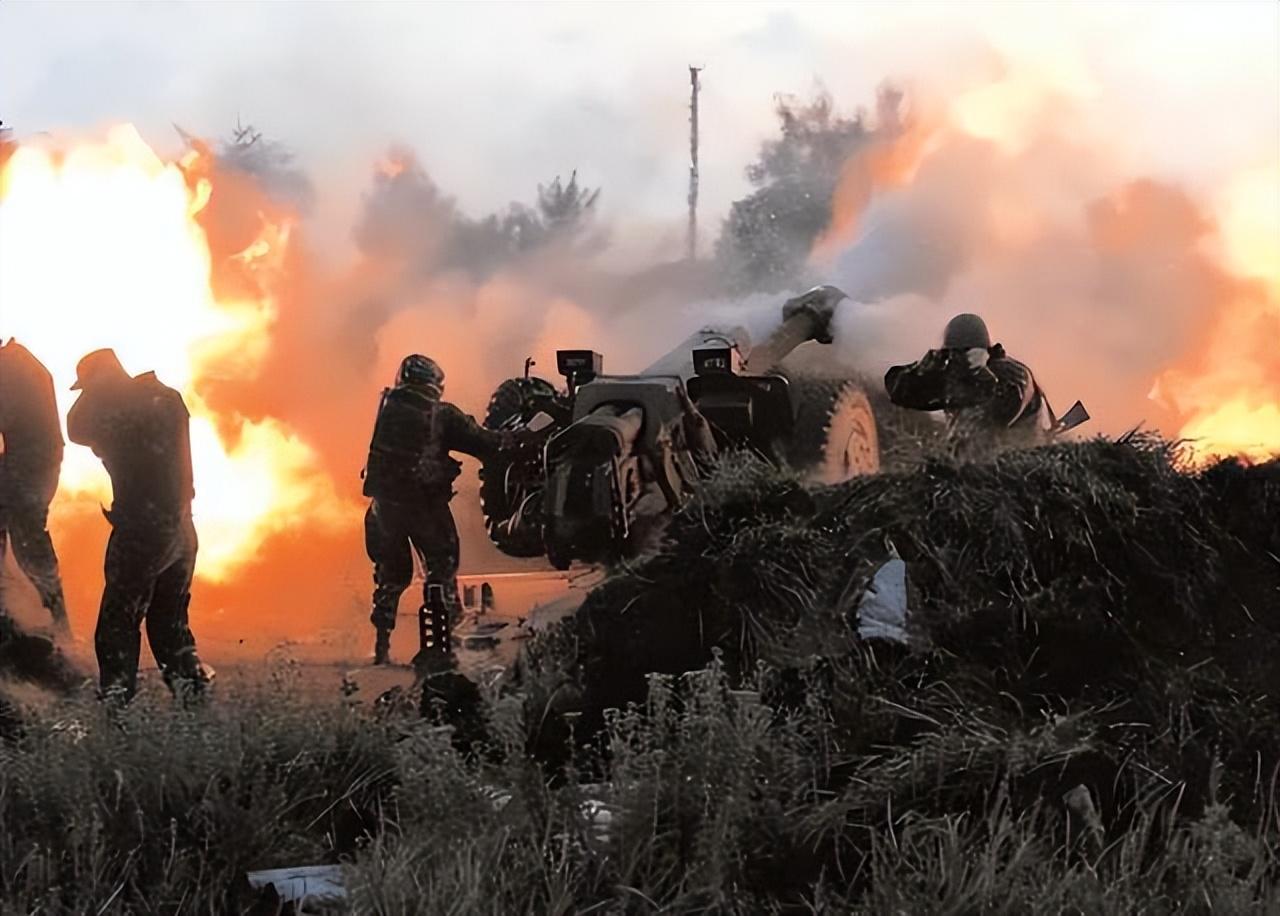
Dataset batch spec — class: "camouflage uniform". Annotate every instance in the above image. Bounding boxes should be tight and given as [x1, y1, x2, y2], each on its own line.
[362, 383, 508, 640]
[885, 343, 1051, 454]
[67, 359, 206, 701]
[364, 496, 460, 631]
[0, 340, 68, 632]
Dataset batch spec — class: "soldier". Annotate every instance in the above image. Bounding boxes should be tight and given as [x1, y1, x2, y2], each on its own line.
[0, 338, 69, 635]
[66, 349, 208, 702]
[885, 313, 1052, 452]
[362, 354, 515, 668]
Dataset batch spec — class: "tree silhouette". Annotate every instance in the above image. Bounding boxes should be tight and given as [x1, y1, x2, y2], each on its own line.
[217, 120, 316, 216]
[715, 86, 903, 293]
[536, 171, 601, 237]
[354, 148, 603, 279]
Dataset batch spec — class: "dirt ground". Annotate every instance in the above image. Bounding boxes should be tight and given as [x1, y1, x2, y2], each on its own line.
[202, 591, 585, 702]
[6, 567, 597, 704]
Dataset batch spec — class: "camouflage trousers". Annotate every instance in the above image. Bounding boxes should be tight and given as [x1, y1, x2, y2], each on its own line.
[363, 497, 461, 633]
[97, 513, 205, 702]
[0, 494, 68, 630]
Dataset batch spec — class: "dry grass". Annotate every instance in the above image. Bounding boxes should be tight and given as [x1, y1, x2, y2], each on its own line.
[1, 438, 1277, 912]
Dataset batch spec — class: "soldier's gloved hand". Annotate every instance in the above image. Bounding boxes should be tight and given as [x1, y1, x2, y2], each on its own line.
[497, 431, 520, 451]
[918, 348, 950, 373]
[498, 428, 534, 451]
[964, 347, 990, 370]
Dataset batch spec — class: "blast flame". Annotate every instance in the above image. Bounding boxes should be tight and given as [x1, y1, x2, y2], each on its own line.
[1180, 402, 1280, 464]
[1160, 164, 1280, 464]
[0, 124, 349, 582]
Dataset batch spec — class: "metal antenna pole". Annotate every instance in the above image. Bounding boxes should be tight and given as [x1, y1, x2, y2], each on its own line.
[687, 65, 703, 262]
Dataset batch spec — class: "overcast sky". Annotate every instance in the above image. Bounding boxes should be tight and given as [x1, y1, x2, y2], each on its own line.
[3, 1, 1277, 259]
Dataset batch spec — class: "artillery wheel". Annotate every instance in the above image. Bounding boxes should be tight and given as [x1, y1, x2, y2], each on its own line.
[785, 377, 880, 483]
[480, 377, 560, 557]
[484, 376, 559, 430]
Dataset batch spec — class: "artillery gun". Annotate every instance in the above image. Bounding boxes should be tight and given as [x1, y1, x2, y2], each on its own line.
[479, 285, 880, 569]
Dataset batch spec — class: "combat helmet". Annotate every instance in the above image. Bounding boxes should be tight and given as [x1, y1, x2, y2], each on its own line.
[942, 314, 992, 350]
[397, 354, 444, 392]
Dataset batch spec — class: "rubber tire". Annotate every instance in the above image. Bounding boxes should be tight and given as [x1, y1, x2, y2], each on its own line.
[484, 377, 559, 429]
[785, 376, 881, 483]
[479, 377, 559, 557]
[859, 380, 948, 472]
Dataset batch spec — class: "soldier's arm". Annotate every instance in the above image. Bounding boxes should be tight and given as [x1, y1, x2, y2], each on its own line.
[986, 359, 1038, 426]
[441, 403, 508, 461]
[156, 387, 191, 426]
[884, 350, 952, 411]
[66, 394, 111, 451]
[891, 347, 1024, 414]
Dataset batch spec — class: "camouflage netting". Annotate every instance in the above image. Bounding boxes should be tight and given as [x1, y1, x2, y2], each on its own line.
[523, 435, 1280, 837]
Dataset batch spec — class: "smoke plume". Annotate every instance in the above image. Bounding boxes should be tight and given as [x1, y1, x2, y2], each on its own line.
[815, 85, 1278, 444]
[3, 54, 1275, 662]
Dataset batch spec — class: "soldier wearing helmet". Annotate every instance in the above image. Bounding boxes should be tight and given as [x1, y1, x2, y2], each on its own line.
[885, 314, 1052, 452]
[361, 354, 517, 667]
[0, 338, 69, 635]
[65, 348, 209, 703]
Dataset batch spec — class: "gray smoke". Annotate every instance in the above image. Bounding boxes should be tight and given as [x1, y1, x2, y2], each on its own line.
[819, 121, 1267, 435]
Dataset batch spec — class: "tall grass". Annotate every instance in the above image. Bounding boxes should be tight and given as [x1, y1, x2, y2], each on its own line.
[3, 440, 1276, 912]
[350, 658, 1278, 913]
[0, 669, 397, 914]
[1, 656, 1275, 913]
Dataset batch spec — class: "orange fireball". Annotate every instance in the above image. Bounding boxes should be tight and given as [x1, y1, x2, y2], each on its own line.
[1162, 164, 1280, 464]
[0, 125, 350, 582]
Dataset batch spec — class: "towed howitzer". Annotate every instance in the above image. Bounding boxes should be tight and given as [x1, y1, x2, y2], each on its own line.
[478, 286, 883, 569]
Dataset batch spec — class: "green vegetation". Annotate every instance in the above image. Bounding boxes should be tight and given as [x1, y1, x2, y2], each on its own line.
[2, 439, 1277, 913]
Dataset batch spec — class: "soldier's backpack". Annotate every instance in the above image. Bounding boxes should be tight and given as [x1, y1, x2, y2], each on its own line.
[362, 386, 433, 500]
[413, 405, 463, 498]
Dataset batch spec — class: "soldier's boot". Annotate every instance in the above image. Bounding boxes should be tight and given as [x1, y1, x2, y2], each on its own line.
[373, 628, 392, 666]
[411, 585, 456, 679]
[157, 645, 212, 708]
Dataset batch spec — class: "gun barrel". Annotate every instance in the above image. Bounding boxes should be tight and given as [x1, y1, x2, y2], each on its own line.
[743, 285, 849, 374]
